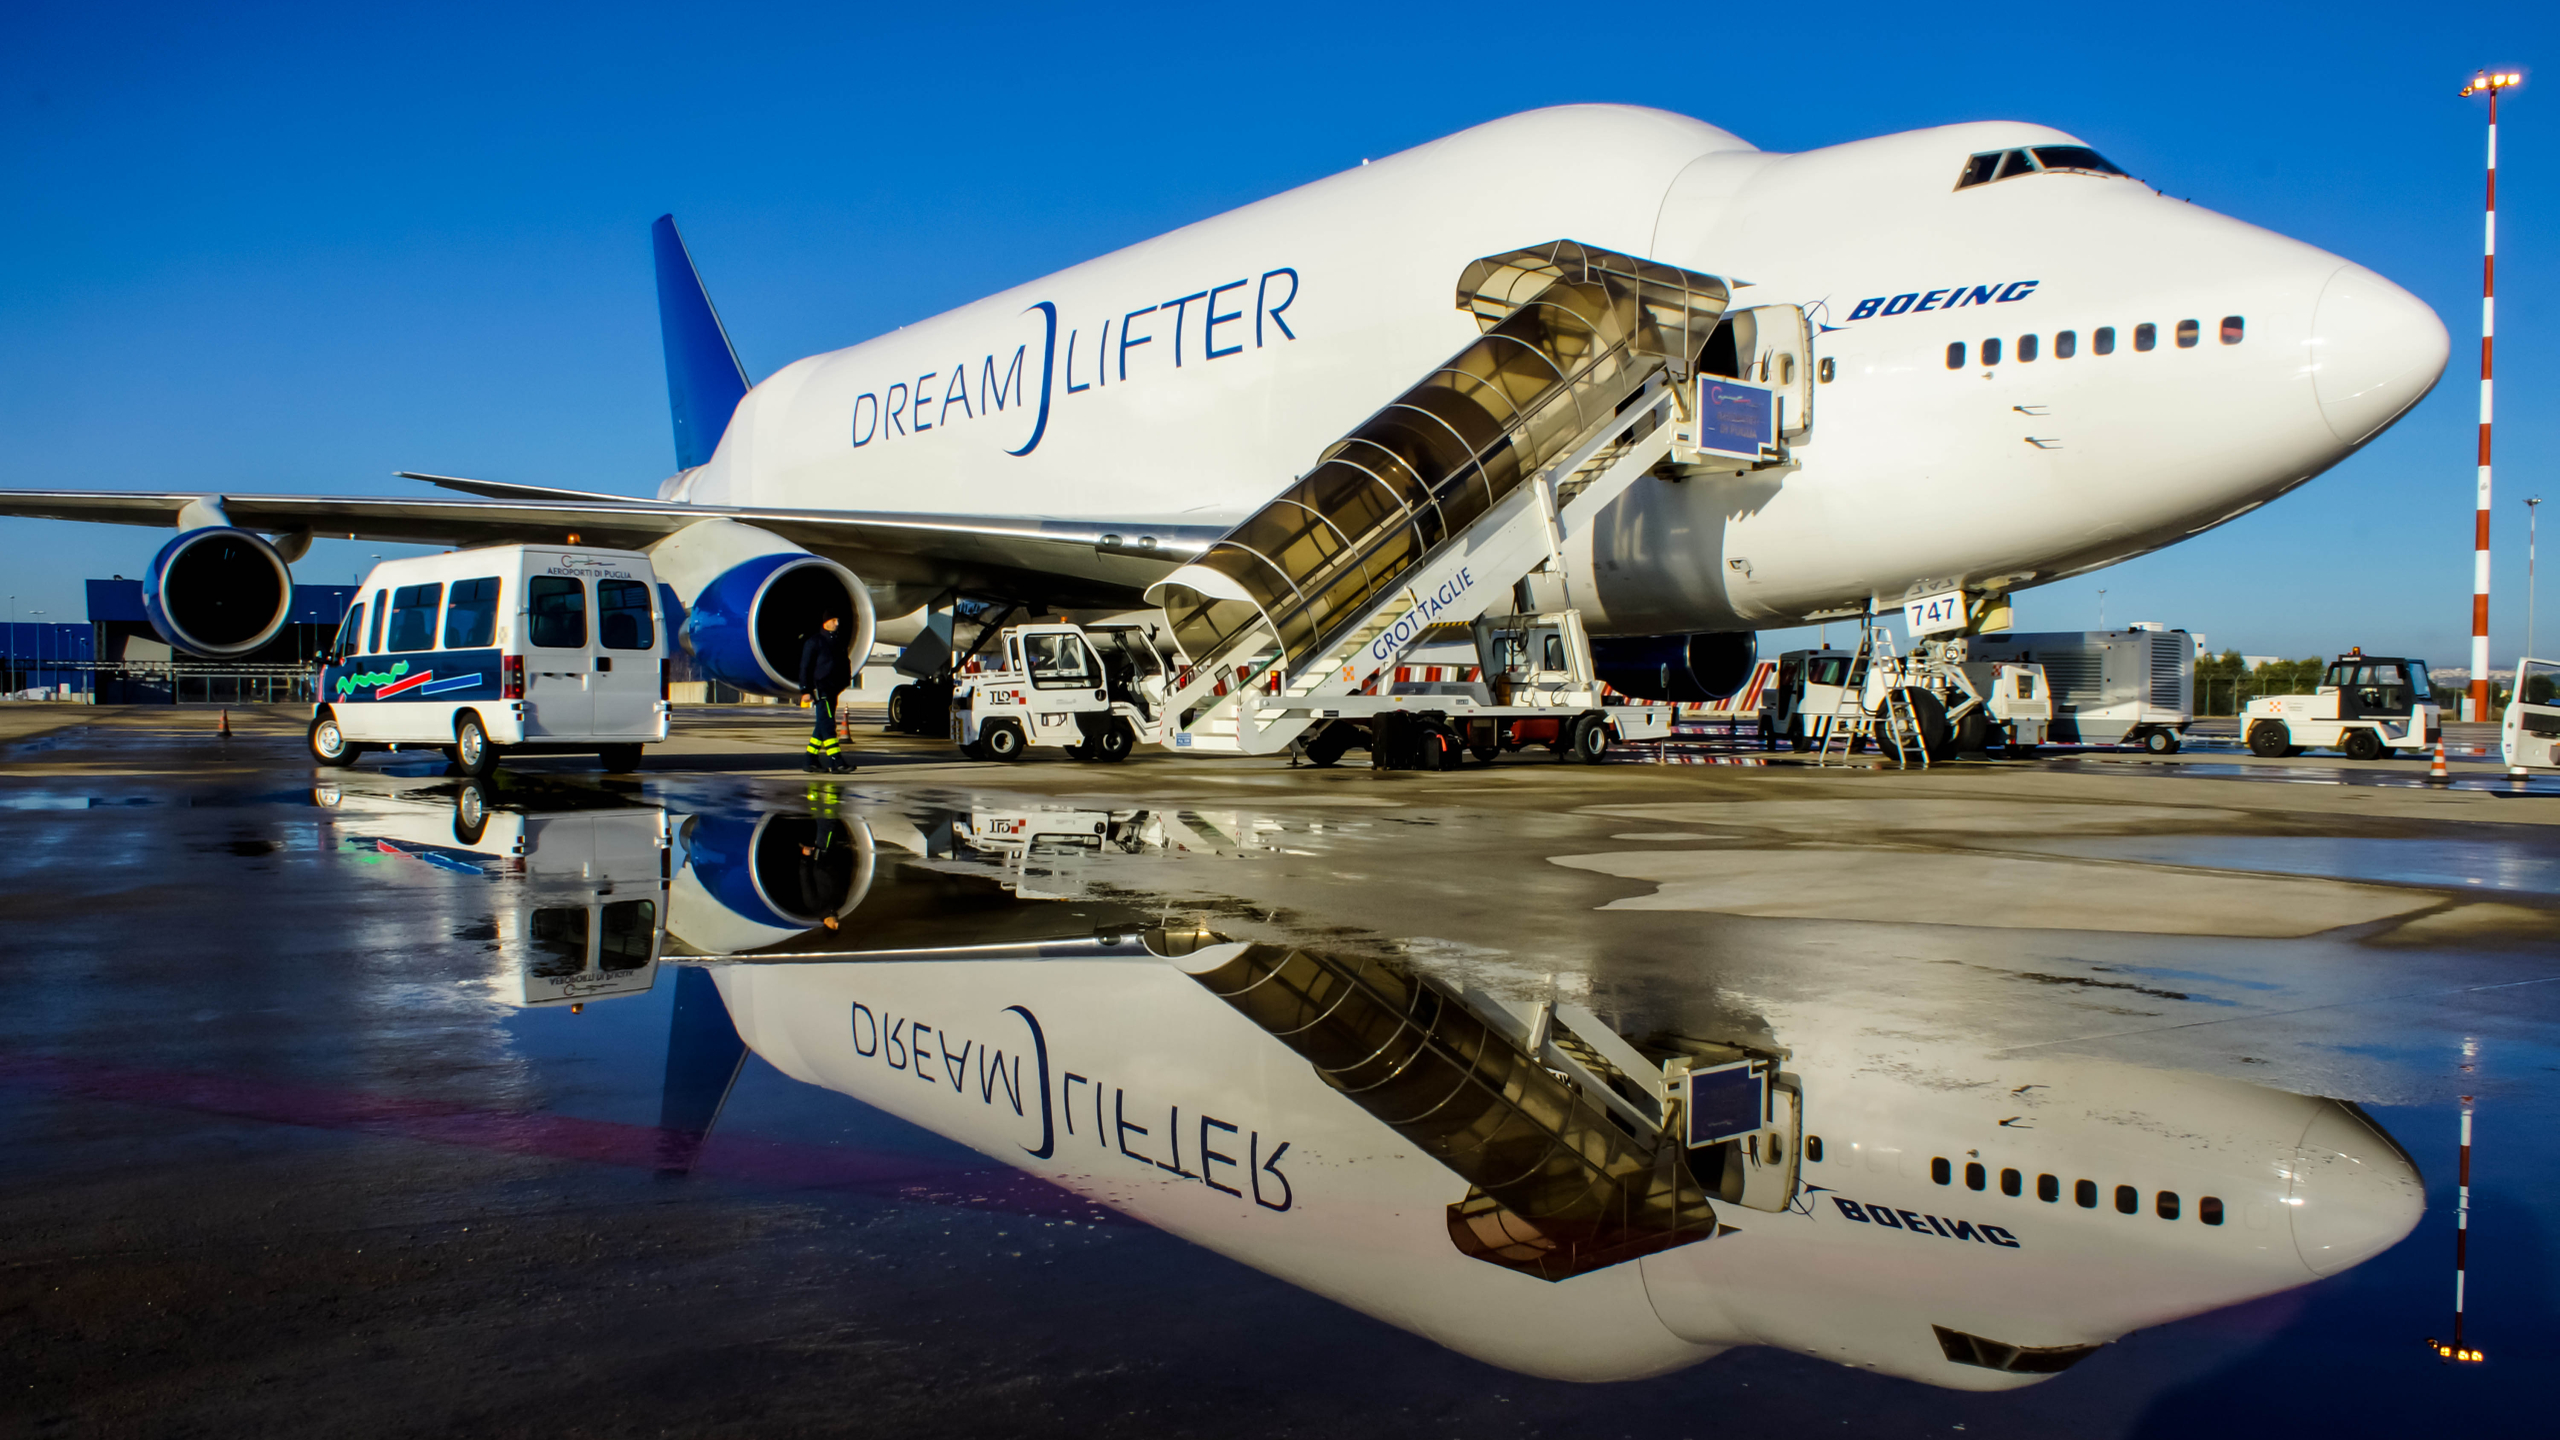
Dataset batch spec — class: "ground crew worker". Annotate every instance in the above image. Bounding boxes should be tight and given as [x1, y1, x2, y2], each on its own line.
[798, 615, 854, 773]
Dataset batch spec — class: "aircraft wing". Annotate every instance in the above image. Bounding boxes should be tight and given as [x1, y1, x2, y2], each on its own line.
[0, 485, 1224, 607]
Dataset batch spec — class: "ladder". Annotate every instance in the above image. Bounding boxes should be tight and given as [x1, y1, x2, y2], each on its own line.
[1815, 625, 1929, 770]
[1147, 240, 1734, 754]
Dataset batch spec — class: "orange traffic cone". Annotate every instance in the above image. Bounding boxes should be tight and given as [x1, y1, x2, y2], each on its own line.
[217, 709, 232, 738]
[2428, 739, 2449, 783]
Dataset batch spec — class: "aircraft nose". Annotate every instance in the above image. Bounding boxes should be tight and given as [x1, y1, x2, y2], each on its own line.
[2308, 264, 2449, 445]
[2289, 1102, 2426, 1278]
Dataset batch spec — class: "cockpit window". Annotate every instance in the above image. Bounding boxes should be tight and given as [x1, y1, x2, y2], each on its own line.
[1956, 145, 2134, 190]
[2030, 146, 2127, 177]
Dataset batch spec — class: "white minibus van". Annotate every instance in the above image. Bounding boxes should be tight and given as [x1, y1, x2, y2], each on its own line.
[310, 544, 669, 776]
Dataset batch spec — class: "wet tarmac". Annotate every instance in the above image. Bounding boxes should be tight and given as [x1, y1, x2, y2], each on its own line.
[3, 703, 2553, 1438]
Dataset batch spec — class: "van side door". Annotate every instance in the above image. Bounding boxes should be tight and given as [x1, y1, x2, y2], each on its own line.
[522, 574, 593, 735]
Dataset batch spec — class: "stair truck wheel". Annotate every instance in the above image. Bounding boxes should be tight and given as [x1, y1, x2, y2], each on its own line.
[2343, 727, 2386, 761]
[2246, 721, 2291, 758]
[453, 712, 502, 779]
[1568, 712, 1611, 764]
[1092, 718, 1135, 763]
[982, 719, 1028, 761]
[1305, 722, 1355, 768]
[309, 711, 358, 768]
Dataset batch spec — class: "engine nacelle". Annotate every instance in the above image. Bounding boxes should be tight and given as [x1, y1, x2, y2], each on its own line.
[143, 525, 293, 659]
[647, 519, 876, 698]
[1592, 631, 1756, 703]
[668, 812, 877, 955]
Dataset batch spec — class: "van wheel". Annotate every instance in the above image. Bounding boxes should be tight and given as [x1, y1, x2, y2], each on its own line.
[597, 744, 644, 772]
[452, 782, 491, 845]
[2343, 728, 2385, 761]
[454, 713, 501, 778]
[2246, 721, 2291, 758]
[309, 712, 357, 768]
[983, 720, 1028, 761]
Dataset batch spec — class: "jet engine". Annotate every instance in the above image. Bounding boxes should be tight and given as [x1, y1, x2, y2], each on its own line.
[143, 525, 294, 659]
[668, 812, 877, 955]
[1591, 631, 1756, 703]
[647, 519, 876, 699]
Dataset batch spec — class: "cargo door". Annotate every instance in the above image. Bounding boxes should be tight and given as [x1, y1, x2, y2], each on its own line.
[522, 573, 593, 736]
[1740, 304, 1815, 441]
[592, 576, 661, 738]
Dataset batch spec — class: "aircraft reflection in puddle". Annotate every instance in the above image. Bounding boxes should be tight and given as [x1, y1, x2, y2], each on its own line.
[324, 781, 2429, 1390]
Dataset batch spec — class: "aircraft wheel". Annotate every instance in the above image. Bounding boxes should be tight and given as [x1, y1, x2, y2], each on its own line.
[1876, 689, 1949, 764]
[982, 720, 1028, 761]
[453, 713, 501, 779]
[1952, 707, 1996, 754]
[2343, 728, 2386, 761]
[2246, 721, 2291, 758]
[309, 711, 358, 768]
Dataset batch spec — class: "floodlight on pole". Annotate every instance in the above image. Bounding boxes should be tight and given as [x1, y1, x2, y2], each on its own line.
[2461, 70, 2521, 720]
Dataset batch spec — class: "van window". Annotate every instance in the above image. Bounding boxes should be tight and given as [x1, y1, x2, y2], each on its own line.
[597, 579, 655, 651]
[336, 603, 366, 661]
[367, 592, 387, 653]
[1025, 633, 1096, 690]
[444, 577, 501, 649]
[387, 583, 443, 652]
[529, 907, 588, 978]
[598, 899, 656, 970]
[528, 576, 587, 649]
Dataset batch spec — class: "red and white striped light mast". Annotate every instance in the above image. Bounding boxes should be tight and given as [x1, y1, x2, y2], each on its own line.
[2462, 70, 2522, 721]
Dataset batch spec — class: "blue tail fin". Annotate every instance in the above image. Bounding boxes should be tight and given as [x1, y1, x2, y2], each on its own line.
[651, 215, 751, 472]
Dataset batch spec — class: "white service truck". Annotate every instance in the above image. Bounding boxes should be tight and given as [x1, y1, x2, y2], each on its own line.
[1965, 627, 2195, 752]
[2242, 652, 2441, 759]
[2502, 657, 2560, 772]
[311, 544, 670, 777]
[951, 622, 1173, 761]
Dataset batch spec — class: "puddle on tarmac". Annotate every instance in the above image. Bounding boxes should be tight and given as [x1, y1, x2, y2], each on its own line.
[2032, 836, 2560, 895]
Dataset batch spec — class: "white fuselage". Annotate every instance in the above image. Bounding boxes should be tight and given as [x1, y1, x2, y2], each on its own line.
[675, 104, 2447, 635]
[707, 954, 2423, 1389]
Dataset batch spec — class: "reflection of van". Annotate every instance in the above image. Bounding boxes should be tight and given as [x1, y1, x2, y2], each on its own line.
[313, 776, 671, 1007]
[310, 544, 669, 777]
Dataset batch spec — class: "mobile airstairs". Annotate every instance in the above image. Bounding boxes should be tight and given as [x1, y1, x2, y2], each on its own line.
[1146, 240, 1792, 764]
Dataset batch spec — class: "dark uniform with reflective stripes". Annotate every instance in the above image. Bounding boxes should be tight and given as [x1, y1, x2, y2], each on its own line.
[799, 623, 853, 772]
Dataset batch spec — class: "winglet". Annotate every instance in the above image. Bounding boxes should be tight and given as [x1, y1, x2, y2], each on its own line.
[651, 215, 751, 472]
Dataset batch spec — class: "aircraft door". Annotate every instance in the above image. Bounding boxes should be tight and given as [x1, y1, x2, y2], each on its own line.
[1737, 304, 1815, 442]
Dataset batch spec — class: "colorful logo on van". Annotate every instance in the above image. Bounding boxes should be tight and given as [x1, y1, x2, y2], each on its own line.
[333, 661, 487, 700]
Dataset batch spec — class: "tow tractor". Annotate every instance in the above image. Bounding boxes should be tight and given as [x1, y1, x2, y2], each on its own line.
[2242, 651, 2441, 759]
[951, 622, 1173, 761]
[1758, 630, 2052, 762]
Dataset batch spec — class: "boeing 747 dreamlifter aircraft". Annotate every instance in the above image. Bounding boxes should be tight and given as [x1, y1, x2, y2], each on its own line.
[0, 105, 2446, 728]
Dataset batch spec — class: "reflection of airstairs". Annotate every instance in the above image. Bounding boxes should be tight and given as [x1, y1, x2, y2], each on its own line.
[1146, 240, 1737, 755]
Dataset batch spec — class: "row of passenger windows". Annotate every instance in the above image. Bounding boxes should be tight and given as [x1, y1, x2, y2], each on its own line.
[335, 575, 655, 658]
[1802, 1136, 2224, 1224]
[1950, 317, 2242, 369]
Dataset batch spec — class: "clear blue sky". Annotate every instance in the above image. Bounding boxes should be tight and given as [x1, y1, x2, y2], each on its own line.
[2, 1, 2551, 664]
